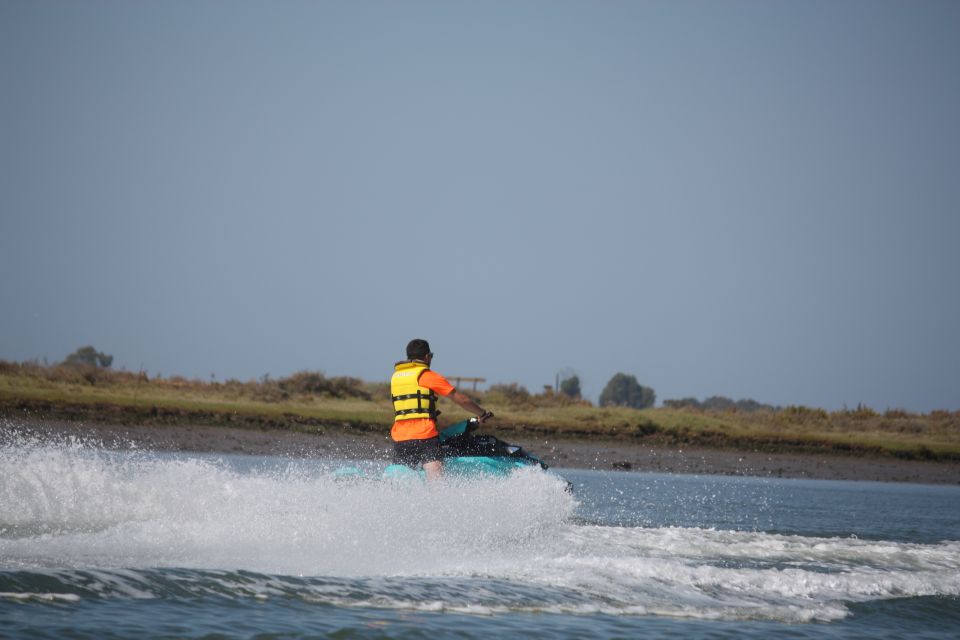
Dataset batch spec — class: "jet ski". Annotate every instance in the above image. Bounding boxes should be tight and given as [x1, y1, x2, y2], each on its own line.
[334, 418, 563, 484]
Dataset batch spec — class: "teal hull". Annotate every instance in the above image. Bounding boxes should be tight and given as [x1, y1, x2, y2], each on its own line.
[335, 419, 553, 483]
[382, 455, 538, 481]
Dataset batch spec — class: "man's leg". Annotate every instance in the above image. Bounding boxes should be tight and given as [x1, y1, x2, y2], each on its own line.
[420, 436, 443, 481]
[422, 459, 443, 481]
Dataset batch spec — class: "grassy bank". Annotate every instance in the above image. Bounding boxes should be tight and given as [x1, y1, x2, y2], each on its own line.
[2, 361, 959, 462]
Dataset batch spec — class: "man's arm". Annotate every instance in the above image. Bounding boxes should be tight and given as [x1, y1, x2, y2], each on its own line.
[449, 390, 492, 421]
[419, 370, 493, 422]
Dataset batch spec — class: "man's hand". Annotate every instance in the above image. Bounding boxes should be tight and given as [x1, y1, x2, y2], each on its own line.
[477, 410, 494, 423]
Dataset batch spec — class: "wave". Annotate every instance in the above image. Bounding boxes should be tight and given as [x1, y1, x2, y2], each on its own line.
[3, 534, 959, 624]
[2, 427, 959, 623]
[0, 427, 575, 575]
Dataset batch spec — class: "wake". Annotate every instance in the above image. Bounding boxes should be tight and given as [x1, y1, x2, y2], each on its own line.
[3, 426, 959, 623]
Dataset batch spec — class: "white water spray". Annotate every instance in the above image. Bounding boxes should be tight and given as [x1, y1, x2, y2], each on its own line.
[2, 428, 959, 623]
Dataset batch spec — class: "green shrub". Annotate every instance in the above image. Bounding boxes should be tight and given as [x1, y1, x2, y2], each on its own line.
[63, 346, 113, 369]
[883, 408, 911, 419]
[484, 383, 532, 406]
[779, 405, 829, 423]
[599, 373, 655, 409]
[559, 375, 581, 399]
[275, 371, 371, 400]
[844, 404, 879, 420]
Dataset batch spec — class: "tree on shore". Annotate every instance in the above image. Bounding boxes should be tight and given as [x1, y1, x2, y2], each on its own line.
[599, 373, 655, 409]
[559, 374, 581, 399]
[63, 346, 113, 369]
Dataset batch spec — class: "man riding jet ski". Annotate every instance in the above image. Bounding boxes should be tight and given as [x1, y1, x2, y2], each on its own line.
[335, 338, 566, 487]
[382, 417, 550, 480]
[388, 338, 494, 481]
[333, 417, 564, 486]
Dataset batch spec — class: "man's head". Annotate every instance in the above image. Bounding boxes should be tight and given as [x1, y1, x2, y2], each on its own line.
[406, 338, 432, 362]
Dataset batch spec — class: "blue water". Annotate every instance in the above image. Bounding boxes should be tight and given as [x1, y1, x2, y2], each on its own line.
[1, 429, 959, 639]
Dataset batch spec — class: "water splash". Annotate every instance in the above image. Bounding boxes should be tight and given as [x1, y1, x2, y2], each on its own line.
[0, 428, 574, 575]
[2, 427, 959, 624]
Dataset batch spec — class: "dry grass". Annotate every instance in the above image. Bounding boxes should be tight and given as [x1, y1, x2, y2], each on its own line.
[2, 360, 958, 460]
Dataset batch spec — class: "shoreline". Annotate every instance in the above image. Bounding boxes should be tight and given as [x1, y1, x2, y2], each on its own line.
[4, 419, 959, 485]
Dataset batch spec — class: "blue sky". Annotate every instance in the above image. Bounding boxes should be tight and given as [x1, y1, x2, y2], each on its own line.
[2, 1, 958, 411]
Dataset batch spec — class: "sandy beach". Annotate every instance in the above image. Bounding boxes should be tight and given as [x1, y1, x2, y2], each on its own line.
[5, 419, 959, 485]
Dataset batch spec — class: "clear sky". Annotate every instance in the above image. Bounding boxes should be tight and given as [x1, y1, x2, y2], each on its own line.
[2, 1, 958, 412]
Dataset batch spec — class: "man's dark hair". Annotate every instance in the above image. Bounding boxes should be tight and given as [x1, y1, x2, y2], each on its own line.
[406, 339, 431, 360]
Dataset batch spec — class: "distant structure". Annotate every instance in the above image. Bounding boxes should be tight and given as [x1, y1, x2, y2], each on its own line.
[449, 376, 486, 392]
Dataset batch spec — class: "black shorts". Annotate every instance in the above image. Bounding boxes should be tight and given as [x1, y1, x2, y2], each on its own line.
[392, 436, 442, 468]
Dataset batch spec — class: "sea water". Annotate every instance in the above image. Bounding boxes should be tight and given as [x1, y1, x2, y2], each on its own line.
[1, 429, 959, 639]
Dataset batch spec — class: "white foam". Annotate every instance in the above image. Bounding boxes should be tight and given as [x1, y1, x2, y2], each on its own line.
[2, 433, 959, 623]
[0, 591, 81, 603]
[0, 435, 575, 575]
[457, 525, 960, 621]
